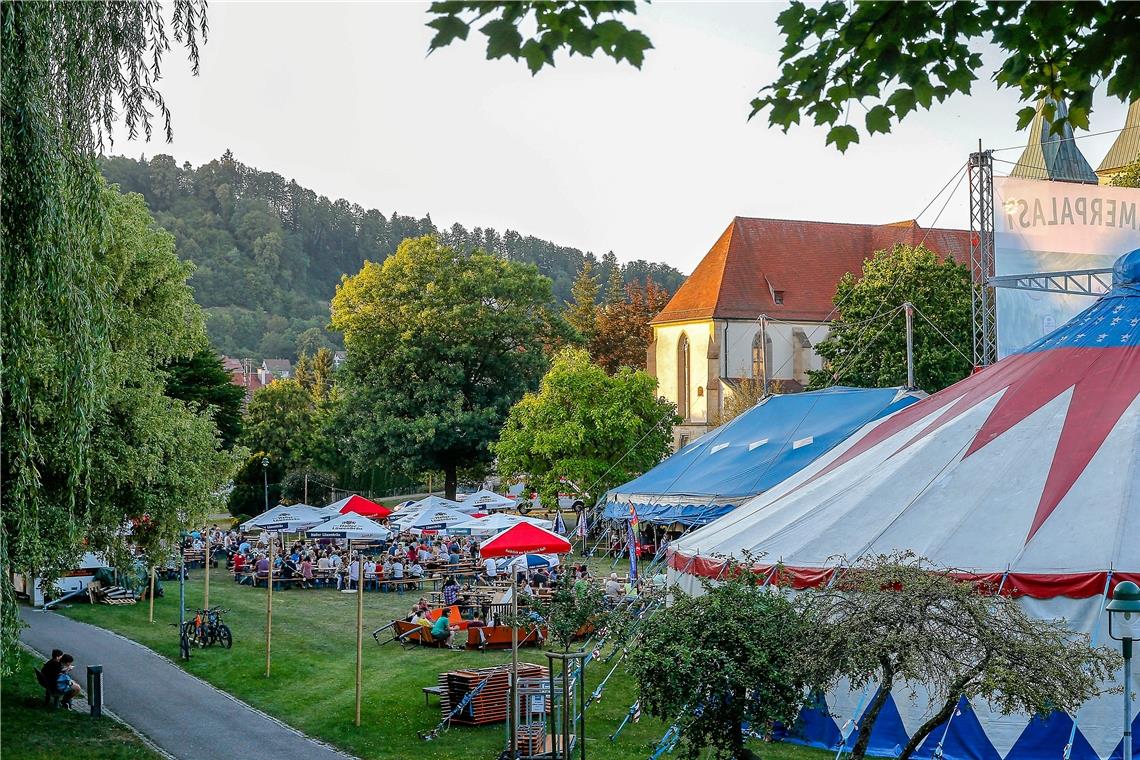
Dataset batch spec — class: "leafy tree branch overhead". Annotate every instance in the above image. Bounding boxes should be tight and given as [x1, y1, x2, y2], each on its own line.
[426, 1, 1140, 152]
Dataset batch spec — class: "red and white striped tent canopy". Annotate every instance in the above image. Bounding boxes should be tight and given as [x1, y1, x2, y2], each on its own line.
[670, 248, 1140, 760]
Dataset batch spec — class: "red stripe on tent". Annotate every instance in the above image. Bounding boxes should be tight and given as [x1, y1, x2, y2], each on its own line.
[668, 551, 1139, 600]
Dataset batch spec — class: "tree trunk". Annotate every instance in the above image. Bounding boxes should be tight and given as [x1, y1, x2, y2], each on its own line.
[898, 666, 983, 760]
[898, 693, 961, 760]
[851, 663, 895, 760]
[730, 691, 749, 759]
[444, 463, 457, 501]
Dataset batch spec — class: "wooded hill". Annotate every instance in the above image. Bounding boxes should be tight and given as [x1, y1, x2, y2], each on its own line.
[100, 152, 685, 361]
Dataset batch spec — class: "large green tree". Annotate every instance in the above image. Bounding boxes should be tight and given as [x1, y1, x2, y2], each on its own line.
[241, 379, 327, 476]
[807, 244, 972, 393]
[425, 2, 1140, 150]
[165, 349, 246, 449]
[798, 552, 1120, 760]
[1, 0, 206, 663]
[630, 560, 810, 760]
[87, 187, 238, 568]
[566, 260, 600, 343]
[494, 348, 677, 508]
[331, 235, 561, 499]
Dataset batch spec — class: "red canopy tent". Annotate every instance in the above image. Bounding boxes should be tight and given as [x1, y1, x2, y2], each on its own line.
[479, 521, 572, 558]
[338, 494, 392, 519]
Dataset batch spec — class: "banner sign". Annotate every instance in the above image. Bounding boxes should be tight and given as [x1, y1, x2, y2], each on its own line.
[994, 177, 1140, 357]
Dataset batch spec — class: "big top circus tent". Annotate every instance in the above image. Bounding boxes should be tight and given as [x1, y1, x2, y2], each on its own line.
[669, 249, 1140, 760]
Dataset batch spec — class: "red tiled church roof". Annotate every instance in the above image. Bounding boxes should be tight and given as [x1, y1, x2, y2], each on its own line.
[652, 217, 972, 324]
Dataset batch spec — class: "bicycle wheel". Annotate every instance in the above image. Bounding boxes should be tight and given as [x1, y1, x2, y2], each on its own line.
[215, 624, 233, 649]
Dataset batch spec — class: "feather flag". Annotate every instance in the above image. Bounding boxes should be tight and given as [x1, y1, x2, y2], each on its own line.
[627, 502, 639, 582]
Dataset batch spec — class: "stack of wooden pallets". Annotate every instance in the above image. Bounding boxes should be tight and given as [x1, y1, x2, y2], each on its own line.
[437, 663, 548, 726]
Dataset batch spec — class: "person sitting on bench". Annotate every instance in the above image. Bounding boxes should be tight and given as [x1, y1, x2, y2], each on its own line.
[43, 652, 81, 708]
[430, 613, 458, 648]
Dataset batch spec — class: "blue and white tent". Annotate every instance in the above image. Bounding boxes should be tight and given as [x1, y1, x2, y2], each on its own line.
[603, 386, 923, 526]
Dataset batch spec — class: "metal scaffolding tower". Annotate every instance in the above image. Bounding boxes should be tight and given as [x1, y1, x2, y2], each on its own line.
[969, 147, 998, 368]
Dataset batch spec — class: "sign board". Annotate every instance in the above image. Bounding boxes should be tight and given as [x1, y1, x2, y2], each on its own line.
[994, 177, 1140, 356]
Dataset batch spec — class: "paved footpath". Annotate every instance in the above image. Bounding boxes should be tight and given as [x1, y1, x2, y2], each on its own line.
[19, 607, 354, 760]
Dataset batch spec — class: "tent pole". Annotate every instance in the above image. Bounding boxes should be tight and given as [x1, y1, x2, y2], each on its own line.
[266, 534, 274, 677]
[355, 538, 364, 727]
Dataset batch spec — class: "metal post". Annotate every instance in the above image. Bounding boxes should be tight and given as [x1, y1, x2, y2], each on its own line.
[561, 659, 571, 760]
[86, 665, 103, 717]
[263, 463, 269, 512]
[266, 534, 274, 677]
[904, 302, 915, 389]
[1125, 637, 1133, 760]
[304, 473, 309, 504]
[148, 565, 155, 624]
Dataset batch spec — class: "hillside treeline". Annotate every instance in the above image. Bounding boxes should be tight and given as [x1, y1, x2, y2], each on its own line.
[101, 152, 684, 360]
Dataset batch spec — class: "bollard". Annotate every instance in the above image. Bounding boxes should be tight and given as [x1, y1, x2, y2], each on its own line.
[86, 665, 103, 718]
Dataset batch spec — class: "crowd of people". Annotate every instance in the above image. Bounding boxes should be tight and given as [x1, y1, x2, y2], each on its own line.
[192, 527, 495, 592]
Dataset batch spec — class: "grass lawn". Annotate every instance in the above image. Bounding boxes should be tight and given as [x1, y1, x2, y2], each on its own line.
[2, 649, 161, 760]
[59, 562, 829, 760]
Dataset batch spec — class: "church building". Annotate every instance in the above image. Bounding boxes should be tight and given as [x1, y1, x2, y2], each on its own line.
[647, 217, 971, 448]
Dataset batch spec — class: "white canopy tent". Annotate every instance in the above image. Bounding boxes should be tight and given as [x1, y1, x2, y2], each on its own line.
[410, 494, 477, 513]
[460, 489, 516, 511]
[241, 504, 330, 532]
[406, 507, 479, 535]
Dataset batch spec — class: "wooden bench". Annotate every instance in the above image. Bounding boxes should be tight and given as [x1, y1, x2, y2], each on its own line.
[391, 619, 447, 647]
[33, 667, 63, 708]
[465, 625, 545, 651]
[422, 685, 443, 707]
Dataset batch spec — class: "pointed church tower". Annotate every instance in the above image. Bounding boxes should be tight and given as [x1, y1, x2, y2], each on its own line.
[1009, 98, 1098, 184]
[1095, 99, 1140, 183]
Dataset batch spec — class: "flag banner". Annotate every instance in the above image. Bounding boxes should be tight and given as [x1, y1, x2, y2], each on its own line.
[627, 502, 639, 581]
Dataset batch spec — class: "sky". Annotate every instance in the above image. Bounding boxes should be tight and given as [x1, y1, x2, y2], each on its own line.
[117, 1, 1132, 274]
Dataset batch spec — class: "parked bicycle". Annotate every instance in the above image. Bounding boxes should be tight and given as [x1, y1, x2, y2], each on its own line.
[182, 606, 233, 649]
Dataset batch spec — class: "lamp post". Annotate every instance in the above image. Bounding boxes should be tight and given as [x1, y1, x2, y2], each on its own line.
[1108, 580, 1139, 760]
[262, 457, 270, 512]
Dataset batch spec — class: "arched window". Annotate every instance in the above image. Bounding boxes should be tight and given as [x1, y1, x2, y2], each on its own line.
[677, 332, 690, 420]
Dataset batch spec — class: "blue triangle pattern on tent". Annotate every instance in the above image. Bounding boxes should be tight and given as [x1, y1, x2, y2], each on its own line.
[910, 697, 1001, 760]
[1006, 711, 1100, 760]
[1107, 710, 1140, 760]
[856, 690, 909, 757]
[779, 692, 845, 751]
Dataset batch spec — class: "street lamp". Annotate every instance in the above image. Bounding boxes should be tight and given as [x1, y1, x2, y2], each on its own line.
[261, 457, 270, 512]
[1107, 580, 1140, 760]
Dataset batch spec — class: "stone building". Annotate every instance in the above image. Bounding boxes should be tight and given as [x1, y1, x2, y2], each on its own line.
[647, 216, 970, 448]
